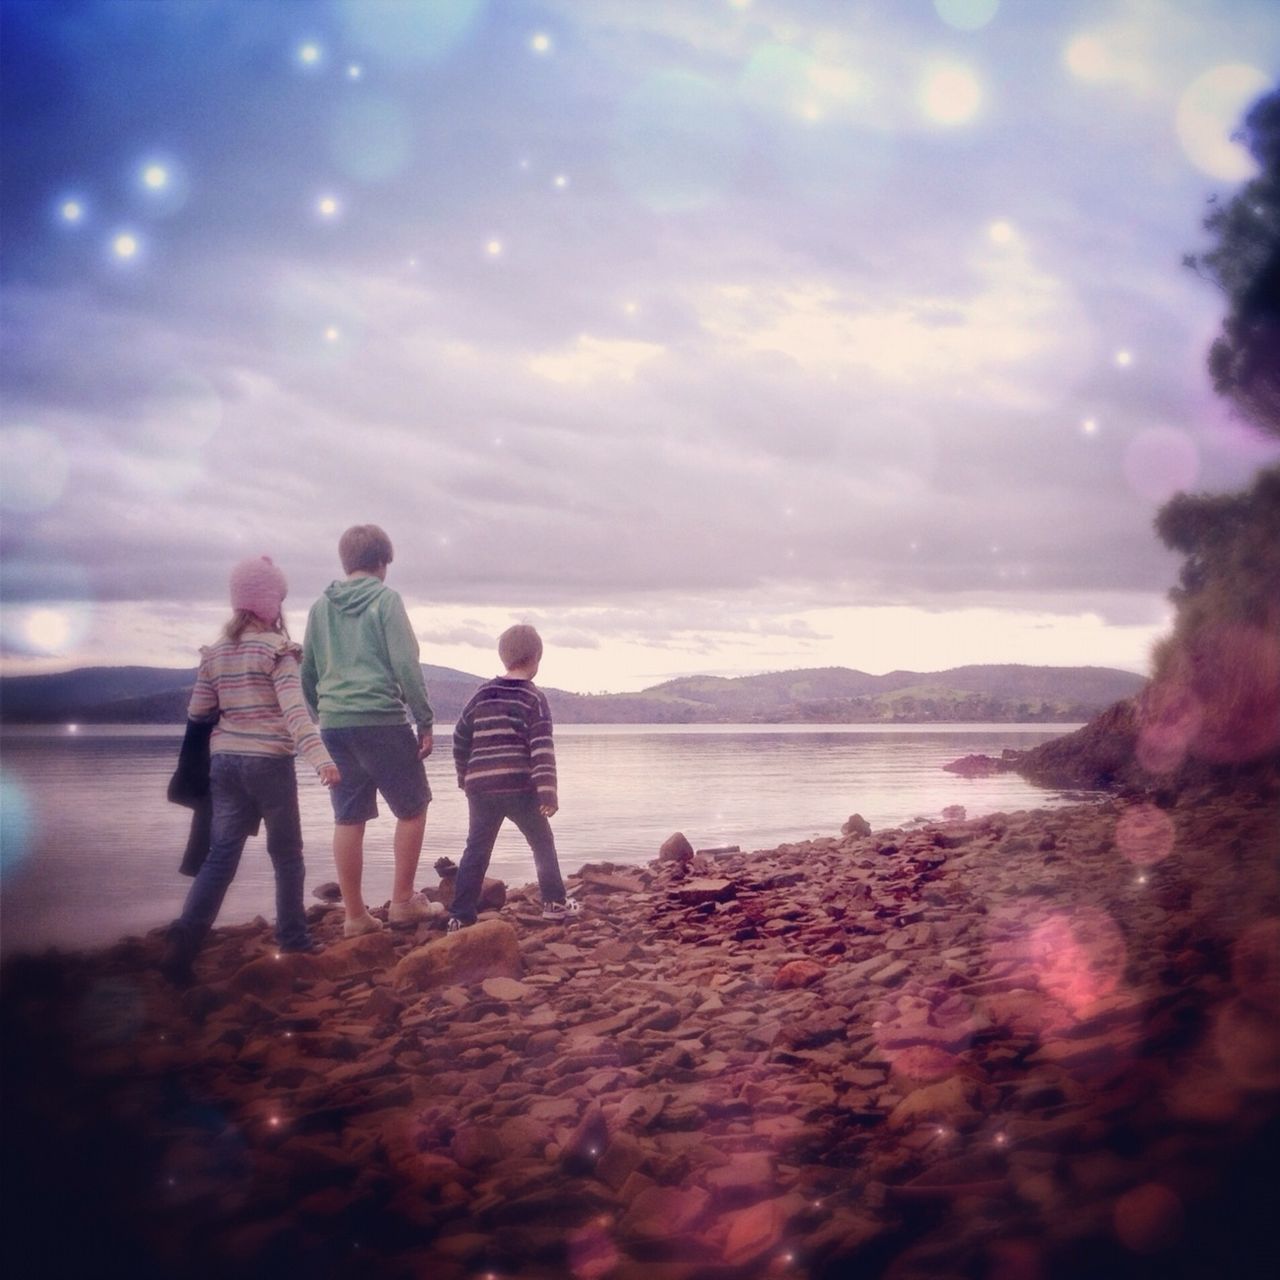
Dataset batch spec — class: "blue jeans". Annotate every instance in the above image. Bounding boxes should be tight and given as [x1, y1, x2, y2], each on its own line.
[451, 791, 565, 924]
[171, 754, 310, 956]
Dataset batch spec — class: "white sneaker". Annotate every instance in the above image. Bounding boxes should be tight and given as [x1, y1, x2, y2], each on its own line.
[343, 911, 383, 938]
[541, 898, 582, 921]
[388, 895, 439, 926]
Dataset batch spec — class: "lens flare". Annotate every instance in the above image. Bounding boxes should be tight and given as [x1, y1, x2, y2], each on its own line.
[934, 0, 1000, 32]
[0, 772, 34, 879]
[919, 62, 984, 126]
[338, 0, 484, 66]
[1113, 1183, 1184, 1254]
[331, 94, 412, 183]
[1176, 64, 1270, 181]
[1114, 804, 1175, 867]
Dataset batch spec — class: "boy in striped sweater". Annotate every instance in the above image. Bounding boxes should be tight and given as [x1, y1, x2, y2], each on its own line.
[447, 625, 580, 930]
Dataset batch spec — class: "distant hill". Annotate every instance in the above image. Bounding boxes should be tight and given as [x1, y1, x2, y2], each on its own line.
[0, 662, 1146, 726]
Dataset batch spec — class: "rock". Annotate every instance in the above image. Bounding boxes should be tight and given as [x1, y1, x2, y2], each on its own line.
[479, 976, 530, 1002]
[841, 813, 873, 837]
[659, 832, 695, 864]
[941, 805, 966, 821]
[704, 1152, 775, 1203]
[620, 1184, 710, 1241]
[311, 882, 342, 902]
[773, 960, 826, 990]
[562, 1104, 609, 1175]
[888, 1075, 986, 1130]
[595, 1132, 647, 1191]
[392, 920, 522, 991]
[316, 931, 399, 979]
[479, 877, 507, 910]
[579, 867, 645, 893]
[673, 878, 736, 905]
[719, 1197, 789, 1266]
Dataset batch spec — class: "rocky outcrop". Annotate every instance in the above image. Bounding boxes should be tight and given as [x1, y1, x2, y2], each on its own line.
[2, 788, 1278, 1279]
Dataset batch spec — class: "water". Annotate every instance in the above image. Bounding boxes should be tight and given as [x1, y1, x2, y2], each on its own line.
[0, 723, 1094, 955]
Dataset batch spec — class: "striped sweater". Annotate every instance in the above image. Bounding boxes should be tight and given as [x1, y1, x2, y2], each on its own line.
[188, 631, 333, 775]
[453, 678, 558, 805]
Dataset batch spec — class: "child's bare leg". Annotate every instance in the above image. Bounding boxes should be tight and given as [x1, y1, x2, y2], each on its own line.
[334, 822, 368, 919]
[391, 808, 427, 903]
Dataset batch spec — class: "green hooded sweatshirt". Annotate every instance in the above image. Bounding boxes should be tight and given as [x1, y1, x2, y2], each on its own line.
[300, 576, 434, 731]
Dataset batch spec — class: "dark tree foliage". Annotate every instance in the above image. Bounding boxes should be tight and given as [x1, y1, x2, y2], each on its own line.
[1186, 86, 1280, 437]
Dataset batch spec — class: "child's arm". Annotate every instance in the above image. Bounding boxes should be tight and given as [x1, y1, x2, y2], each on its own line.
[187, 655, 219, 722]
[300, 605, 320, 718]
[272, 652, 339, 784]
[382, 593, 434, 748]
[528, 690, 558, 816]
[452, 695, 476, 789]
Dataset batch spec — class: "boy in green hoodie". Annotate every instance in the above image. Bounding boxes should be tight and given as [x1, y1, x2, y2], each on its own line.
[301, 525, 437, 937]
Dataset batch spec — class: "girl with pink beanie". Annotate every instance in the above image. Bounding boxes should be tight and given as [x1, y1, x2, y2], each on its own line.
[162, 556, 339, 984]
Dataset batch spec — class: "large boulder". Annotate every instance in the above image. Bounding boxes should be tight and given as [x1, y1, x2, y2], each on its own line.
[841, 813, 872, 837]
[392, 919, 521, 992]
[659, 832, 695, 864]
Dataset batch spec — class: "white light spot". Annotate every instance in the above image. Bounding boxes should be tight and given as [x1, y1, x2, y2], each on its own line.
[317, 195, 340, 219]
[1137, 872, 1149, 885]
[988, 219, 1014, 244]
[324, 326, 341, 343]
[298, 42, 322, 66]
[530, 32, 552, 54]
[518, 156, 531, 171]
[994, 1132, 1008, 1146]
[1082, 417, 1099, 435]
[60, 199, 84, 224]
[142, 164, 169, 190]
[26, 610, 71, 652]
[66, 724, 79, 734]
[112, 231, 140, 260]
[347, 63, 363, 80]
[623, 301, 638, 315]
[485, 238, 504, 257]
[553, 173, 568, 189]
[407, 256, 418, 269]
[919, 62, 984, 126]
[1115, 349, 1133, 367]
[1176, 64, 1271, 181]
[1064, 34, 1110, 81]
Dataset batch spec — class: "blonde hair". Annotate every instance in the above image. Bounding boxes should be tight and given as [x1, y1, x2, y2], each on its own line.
[339, 524, 394, 574]
[223, 608, 290, 643]
[499, 624, 543, 670]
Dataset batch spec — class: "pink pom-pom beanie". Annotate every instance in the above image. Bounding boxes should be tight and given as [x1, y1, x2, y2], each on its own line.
[229, 556, 288, 624]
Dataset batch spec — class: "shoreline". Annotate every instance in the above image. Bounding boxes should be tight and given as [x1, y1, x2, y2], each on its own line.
[3, 789, 1278, 1278]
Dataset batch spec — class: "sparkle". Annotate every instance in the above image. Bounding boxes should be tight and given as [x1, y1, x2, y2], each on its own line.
[988, 219, 1014, 244]
[623, 301, 638, 315]
[298, 42, 321, 66]
[324, 326, 341, 343]
[66, 724, 79, 734]
[347, 63, 363, 80]
[1115, 349, 1133, 367]
[26, 609, 70, 651]
[530, 32, 552, 54]
[920, 62, 984, 126]
[269, 1115, 281, 1127]
[407, 256, 419, 269]
[553, 173, 569, 189]
[1082, 417, 1099, 435]
[994, 1132, 1008, 1146]
[60, 199, 84, 224]
[485, 238, 504, 257]
[1137, 872, 1149, 885]
[111, 231, 140, 260]
[317, 195, 340, 219]
[518, 156, 531, 171]
[142, 164, 169, 190]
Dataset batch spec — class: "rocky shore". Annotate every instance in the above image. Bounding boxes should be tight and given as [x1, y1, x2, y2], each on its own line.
[3, 785, 1279, 1280]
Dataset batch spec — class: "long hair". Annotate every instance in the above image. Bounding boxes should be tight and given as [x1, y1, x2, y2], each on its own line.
[223, 609, 291, 643]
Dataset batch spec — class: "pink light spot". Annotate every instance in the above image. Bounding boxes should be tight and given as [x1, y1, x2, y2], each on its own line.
[1113, 1182, 1184, 1254]
[1114, 805, 1176, 867]
[1136, 680, 1203, 774]
[1025, 909, 1127, 1018]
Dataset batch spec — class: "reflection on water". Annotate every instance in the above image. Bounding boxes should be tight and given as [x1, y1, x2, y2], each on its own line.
[0, 723, 1091, 954]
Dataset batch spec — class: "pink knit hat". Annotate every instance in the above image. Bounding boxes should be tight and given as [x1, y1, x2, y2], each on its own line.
[229, 556, 288, 623]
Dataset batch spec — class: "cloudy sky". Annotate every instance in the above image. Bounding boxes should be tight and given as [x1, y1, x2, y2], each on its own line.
[2, 0, 1278, 693]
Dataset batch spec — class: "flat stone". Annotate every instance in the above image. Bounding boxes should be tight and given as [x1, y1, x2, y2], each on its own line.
[393, 920, 522, 992]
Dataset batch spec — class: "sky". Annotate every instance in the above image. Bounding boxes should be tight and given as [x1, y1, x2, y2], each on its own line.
[2, 0, 1278, 695]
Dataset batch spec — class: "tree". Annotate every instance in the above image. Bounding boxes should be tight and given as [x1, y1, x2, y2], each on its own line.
[1186, 87, 1280, 437]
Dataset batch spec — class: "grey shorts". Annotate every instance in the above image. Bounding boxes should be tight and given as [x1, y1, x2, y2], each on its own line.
[321, 724, 431, 824]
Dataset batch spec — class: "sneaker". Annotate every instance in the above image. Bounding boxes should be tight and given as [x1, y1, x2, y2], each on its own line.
[541, 898, 582, 921]
[389, 895, 442, 926]
[160, 940, 196, 988]
[343, 911, 383, 939]
[446, 916, 469, 935]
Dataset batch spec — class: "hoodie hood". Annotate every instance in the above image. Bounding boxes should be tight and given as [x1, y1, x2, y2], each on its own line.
[324, 575, 387, 615]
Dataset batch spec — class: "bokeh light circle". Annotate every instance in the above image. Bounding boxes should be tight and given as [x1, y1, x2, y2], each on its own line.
[1114, 804, 1176, 867]
[612, 71, 746, 213]
[1175, 64, 1270, 181]
[1122, 427, 1199, 503]
[1231, 919, 1280, 1016]
[934, 0, 1000, 32]
[1113, 1183, 1184, 1254]
[919, 62, 984, 126]
[0, 427, 70, 513]
[1064, 34, 1110, 81]
[134, 154, 190, 217]
[330, 94, 413, 183]
[338, 0, 484, 66]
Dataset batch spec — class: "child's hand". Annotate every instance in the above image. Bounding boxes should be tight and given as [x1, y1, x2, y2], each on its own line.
[417, 729, 434, 759]
[319, 764, 341, 788]
[539, 803, 558, 818]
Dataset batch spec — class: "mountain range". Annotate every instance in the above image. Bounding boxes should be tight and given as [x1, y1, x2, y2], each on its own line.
[0, 663, 1145, 726]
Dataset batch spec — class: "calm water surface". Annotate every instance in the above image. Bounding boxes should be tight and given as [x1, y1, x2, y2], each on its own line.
[0, 723, 1095, 954]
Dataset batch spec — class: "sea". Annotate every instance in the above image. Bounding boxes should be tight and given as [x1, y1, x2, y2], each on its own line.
[0, 723, 1097, 956]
